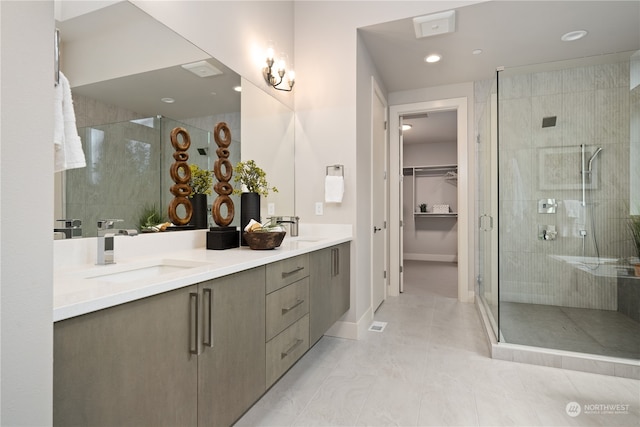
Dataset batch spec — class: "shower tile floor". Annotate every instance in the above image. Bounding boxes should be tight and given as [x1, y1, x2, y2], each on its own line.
[500, 302, 640, 360]
[237, 260, 639, 426]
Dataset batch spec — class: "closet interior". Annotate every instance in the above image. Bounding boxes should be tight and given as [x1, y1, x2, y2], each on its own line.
[402, 110, 459, 289]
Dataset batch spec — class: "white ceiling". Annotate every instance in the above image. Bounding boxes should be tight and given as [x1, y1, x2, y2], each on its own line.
[360, 0, 640, 144]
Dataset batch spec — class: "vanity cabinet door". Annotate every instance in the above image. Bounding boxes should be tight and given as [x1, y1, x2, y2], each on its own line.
[197, 267, 266, 427]
[54, 285, 198, 427]
[309, 243, 351, 345]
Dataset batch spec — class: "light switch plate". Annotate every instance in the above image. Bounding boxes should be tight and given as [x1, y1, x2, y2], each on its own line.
[267, 203, 275, 215]
[315, 202, 323, 215]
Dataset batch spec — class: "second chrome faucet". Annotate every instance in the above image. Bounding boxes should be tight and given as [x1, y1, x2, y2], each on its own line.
[96, 219, 138, 265]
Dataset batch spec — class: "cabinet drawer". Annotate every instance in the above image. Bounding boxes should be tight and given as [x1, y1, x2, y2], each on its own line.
[266, 278, 309, 341]
[266, 254, 309, 294]
[266, 314, 309, 388]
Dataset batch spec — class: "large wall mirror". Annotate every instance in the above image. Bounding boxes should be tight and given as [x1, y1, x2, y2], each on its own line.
[55, 1, 294, 238]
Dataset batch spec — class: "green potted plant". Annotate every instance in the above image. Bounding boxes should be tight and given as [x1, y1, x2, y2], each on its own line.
[419, 203, 427, 213]
[232, 160, 278, 197]
[189, 164, 213, 229]
[233, 160, 278, 245]
[628, 215, 640, 276]
[137, 204, 168, 232]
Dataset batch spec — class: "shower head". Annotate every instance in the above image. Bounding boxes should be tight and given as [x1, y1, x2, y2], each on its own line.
[588, 147, 603, 172]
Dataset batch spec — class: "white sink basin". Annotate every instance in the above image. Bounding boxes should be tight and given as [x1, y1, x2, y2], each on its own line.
[81, 259, 208, 284]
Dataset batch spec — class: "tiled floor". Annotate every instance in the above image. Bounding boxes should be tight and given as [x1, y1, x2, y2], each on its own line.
[237, 260, 640, 426]
[500, 301, 640, 359]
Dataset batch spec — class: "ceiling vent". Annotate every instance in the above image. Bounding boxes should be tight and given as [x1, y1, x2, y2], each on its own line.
[413, 10, 456, 39]
[181, 60, 223, 78]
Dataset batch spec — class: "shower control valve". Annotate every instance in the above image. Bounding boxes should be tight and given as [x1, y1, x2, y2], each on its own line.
[538, 225, 557, 241]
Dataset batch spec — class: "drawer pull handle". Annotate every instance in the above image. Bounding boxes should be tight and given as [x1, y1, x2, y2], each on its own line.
[282, 266, 304, 277]
[281, 338, 304, 359]
[281, 299, 304, 315]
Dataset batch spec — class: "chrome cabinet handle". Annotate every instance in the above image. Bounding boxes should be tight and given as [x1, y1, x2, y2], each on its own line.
[281, 299, 304, 315]
[281, 338, 303, 359]
[189, 292, 199, 355]
[282, 266, 304, 277]
[203, 288, 213, 348]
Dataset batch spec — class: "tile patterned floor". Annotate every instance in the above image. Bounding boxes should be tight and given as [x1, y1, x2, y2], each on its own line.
[237, 261, 640, 426]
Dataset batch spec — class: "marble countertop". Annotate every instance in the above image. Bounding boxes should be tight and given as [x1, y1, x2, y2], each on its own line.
[54, 226, 351, 322]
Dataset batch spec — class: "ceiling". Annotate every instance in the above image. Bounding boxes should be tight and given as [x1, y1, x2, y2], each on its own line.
[359, 0, 640, 144]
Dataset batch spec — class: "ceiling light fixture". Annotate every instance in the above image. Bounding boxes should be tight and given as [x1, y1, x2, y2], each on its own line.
[472, 49, 483, 55]
[561, 30, 588, 42]
[263, 41, 295, 92]
[161, 97, 175, 104]
[402, 124, 413, 131]
[425, 54, 442, 63]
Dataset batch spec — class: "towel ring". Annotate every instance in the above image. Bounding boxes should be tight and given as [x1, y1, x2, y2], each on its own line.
[326, 164, 344, 177]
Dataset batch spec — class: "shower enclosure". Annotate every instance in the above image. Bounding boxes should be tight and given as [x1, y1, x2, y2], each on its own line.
[476, 51, 640, 364]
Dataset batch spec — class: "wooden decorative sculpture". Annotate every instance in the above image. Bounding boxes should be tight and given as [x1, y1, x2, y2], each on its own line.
[206, 122, 239, 250]
[211, 122, 235, 226]
[168, 127, 192, 225]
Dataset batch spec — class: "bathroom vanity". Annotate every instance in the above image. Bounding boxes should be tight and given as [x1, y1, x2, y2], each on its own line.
[52, 227, 351, 427]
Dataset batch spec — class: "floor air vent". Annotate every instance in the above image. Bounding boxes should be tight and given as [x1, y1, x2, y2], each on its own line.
[368, 321, 388, 332]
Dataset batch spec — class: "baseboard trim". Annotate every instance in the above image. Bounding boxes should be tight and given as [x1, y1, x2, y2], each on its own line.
[404, 253, 458, 263]
[325, 306, 373, 340]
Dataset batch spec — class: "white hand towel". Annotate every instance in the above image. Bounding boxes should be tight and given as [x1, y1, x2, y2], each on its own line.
[325, 175, 344, 203]
[54, 71, 86, 172]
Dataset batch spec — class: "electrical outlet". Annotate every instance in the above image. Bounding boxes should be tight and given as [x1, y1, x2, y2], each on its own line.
[267, 203, 275, 215]
[315, 202, 323, 215]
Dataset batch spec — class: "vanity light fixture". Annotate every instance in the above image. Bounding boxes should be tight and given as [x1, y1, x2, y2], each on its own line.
[263, 41, 295, 92]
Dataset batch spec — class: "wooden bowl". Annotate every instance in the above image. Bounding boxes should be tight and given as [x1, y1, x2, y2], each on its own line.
[243, 231, 286, 250]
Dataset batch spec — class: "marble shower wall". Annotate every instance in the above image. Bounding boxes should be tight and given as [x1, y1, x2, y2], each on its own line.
[496, 58, 634, 309]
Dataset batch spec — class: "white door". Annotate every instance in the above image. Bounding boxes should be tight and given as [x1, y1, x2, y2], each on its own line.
[372, 80, 388, 311]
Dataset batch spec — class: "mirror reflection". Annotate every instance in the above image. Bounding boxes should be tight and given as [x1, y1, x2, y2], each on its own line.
[54, 1, 294, 238]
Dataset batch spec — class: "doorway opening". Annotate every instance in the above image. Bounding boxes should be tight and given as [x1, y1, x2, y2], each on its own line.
[402, 110, 458, 297]
[389, 97, 470, 302]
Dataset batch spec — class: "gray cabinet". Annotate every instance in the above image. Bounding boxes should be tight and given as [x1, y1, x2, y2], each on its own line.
[309, 242, 351, 344]
[54, 267, 266, 427]
[54, 285, 198, 427]
[197, 267, 266, 426]
[265, 254, 310, 388]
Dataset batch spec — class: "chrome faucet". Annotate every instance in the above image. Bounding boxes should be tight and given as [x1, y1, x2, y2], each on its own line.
[96, 219, 138, 265]
[270, 216, 299, 237]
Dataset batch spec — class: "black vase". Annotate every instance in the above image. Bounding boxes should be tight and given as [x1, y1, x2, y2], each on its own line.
[189, 193, 209, 229]
[241, 192, 260, 246]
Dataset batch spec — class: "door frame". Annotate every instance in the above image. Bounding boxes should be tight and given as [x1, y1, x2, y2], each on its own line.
[370, 77, 389, 311]
[389, 98, 471, 302]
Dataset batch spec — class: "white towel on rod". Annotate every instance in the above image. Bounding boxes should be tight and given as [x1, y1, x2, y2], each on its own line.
[325, 175, 344, 203]
[54, 71, 86, 172]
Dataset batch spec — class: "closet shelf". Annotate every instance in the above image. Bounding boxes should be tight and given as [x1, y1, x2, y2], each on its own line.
[414, 212, 458, 218]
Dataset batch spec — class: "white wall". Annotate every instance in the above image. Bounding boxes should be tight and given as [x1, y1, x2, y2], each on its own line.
[0, 1, 54, 424]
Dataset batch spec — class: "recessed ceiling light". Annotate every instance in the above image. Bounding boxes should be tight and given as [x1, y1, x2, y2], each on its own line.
[402, 124, 413, 131]
[161, 97, 175, 104]
[561, 30, 588, 42]
[425, 54, 441, 63]
[233, 86, 242, 92]
[472, 49, 483, 55]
